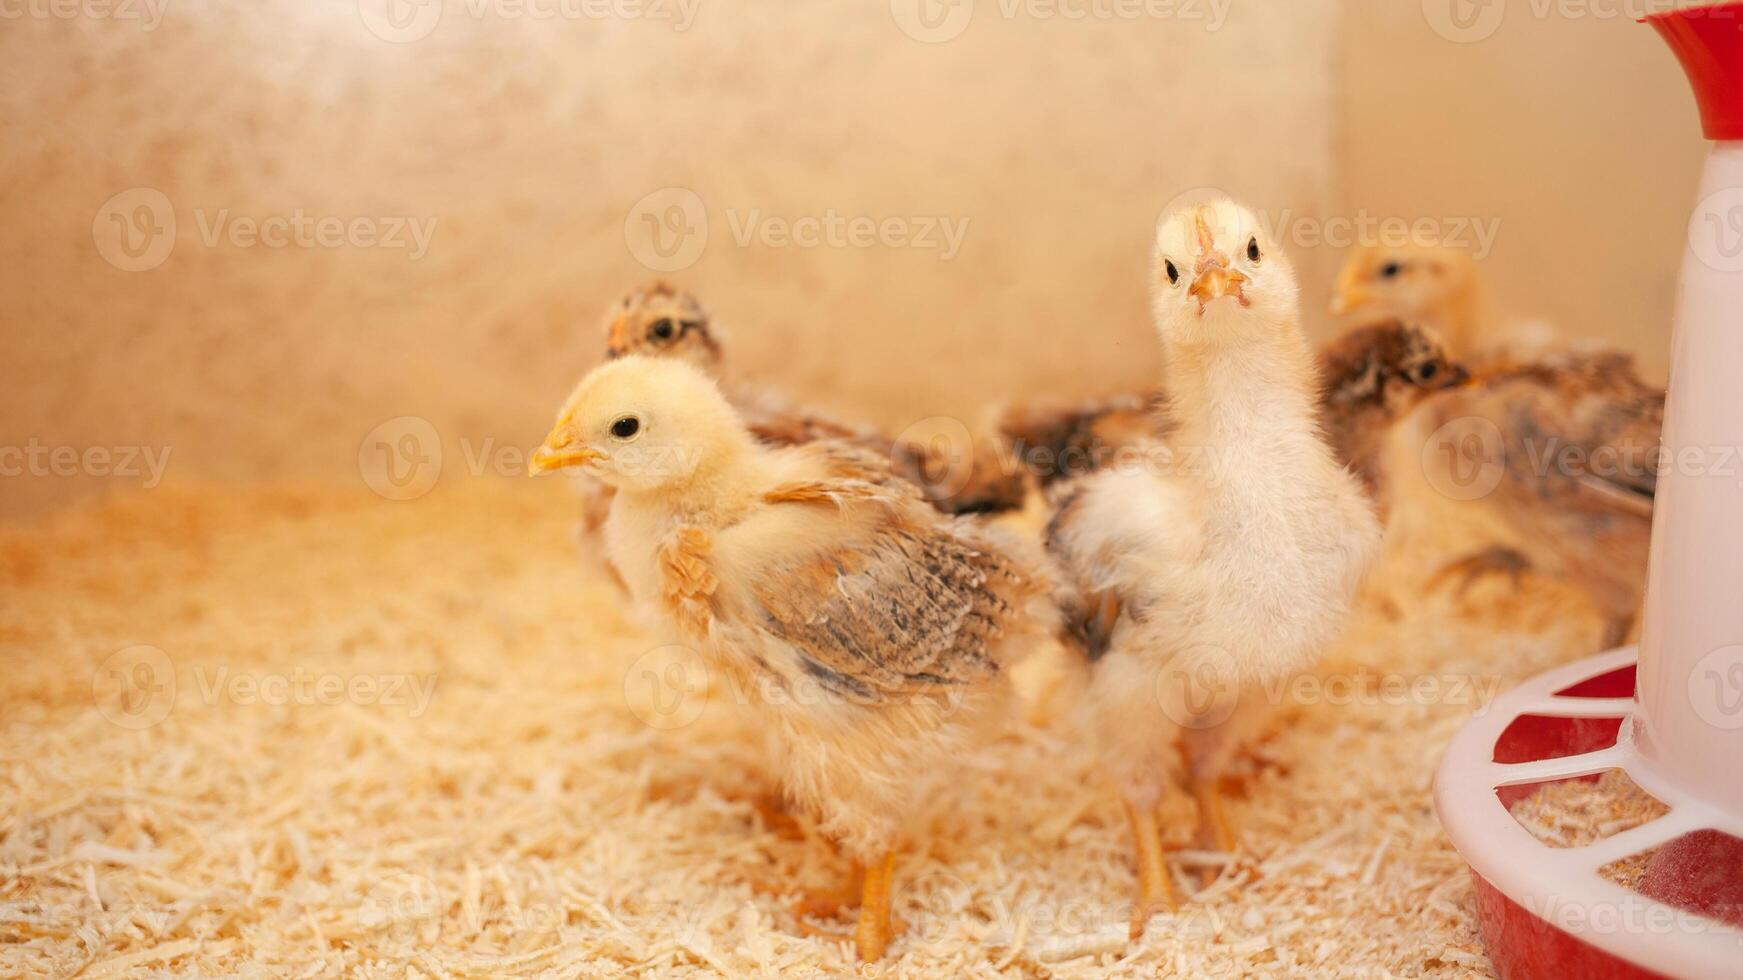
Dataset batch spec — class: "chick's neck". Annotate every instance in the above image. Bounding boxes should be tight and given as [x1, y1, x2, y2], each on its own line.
[1438, 274, 1494, 354]
[1162, 323, 1321, 453]
[631, 431, 765, 527]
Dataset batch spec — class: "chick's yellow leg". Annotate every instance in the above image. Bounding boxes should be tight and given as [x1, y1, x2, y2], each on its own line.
[854, 852, 897, 961]
[1123, 798, 1176, 940]
[1192, 777, 1237, 855]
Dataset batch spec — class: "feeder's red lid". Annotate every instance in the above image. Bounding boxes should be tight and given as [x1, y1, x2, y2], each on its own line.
[1646, 1, 1743, 141]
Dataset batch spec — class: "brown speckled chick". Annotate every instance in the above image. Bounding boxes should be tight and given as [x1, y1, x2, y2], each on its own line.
[595, 282, 1026, 517]
[1316, 320, 1471, 518]
[1422, 350, 1662, 645]
[530, 356, 1054, 960]
[1331, 247, 1665, 643]
[999, 318, 1468, 522]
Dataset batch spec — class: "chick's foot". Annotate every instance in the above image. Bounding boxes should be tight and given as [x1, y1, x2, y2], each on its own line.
[1124, 798, 1178, 940]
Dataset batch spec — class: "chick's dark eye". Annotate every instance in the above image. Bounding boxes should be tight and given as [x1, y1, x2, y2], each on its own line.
[1164, 260, 1180, 285]
[1247, 237, 1261, 262]
[1379, 261, 1403, 280]
[610, 416, 640, 440]
[649, 319, 675, 341]
[1416, 362, 1438, 382]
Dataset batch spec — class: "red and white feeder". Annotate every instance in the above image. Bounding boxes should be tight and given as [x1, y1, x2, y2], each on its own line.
[1435, 5, 1743, 978]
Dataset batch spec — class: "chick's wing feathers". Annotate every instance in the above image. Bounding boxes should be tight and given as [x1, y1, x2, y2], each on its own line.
[658, 528, 719, 636]
[766, 440, 924, 503]
[748, 508, 1028, 699]
[653, 441, 1043, 702]
[1460, 351, 1663, 511]
[996, 390, 1168, 487]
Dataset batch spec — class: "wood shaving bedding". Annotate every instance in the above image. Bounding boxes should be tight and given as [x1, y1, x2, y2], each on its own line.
[0, 475, 1607, 977]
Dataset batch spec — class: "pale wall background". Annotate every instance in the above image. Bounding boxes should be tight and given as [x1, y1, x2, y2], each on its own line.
[0, 0, 1712, 518]
[1341, 2, 1706, 380]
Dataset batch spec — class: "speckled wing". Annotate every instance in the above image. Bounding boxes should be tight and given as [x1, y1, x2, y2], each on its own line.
[749, 476, 1033, 701]
[730, 385, 891, 453]
[1483, 351, 1662, 514]
[787, 440, 925, 500]
[1041, 484, 1122, 662]
[997, 389, 1169, 488]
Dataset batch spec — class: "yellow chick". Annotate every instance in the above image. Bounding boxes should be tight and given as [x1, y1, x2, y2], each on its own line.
[594, 282, 1027, 518]
[1329, 243, 1493, 355]
[529, 356, 1054, 960]
[1046, 200, 1381, 937]
[1329, 243, 1562, 358]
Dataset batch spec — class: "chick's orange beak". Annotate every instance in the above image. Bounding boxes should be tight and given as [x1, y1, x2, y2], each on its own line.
[1189, 264, 1248, 307]
[528, 422, 604, 476]
[1328, 285, 1365, 317]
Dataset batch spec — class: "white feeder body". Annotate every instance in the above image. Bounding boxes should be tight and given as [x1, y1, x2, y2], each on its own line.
[1635, 140, 1743, 815]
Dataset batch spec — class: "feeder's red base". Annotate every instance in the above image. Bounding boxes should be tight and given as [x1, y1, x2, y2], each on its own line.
[1472, 873, 1669, 980]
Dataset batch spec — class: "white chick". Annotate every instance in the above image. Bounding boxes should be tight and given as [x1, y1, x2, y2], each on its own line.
[529, 356, 1053, 960]
[1046, 200, 1381, 937]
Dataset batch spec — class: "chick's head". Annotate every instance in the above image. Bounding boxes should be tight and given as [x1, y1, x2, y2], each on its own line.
[1329, 244, 1478, 323]
[1151, 198, 1297, 345]
[603, 281, 722, 373]
[529, 355, 750, 495]
[1321, 319, 1470, 417]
